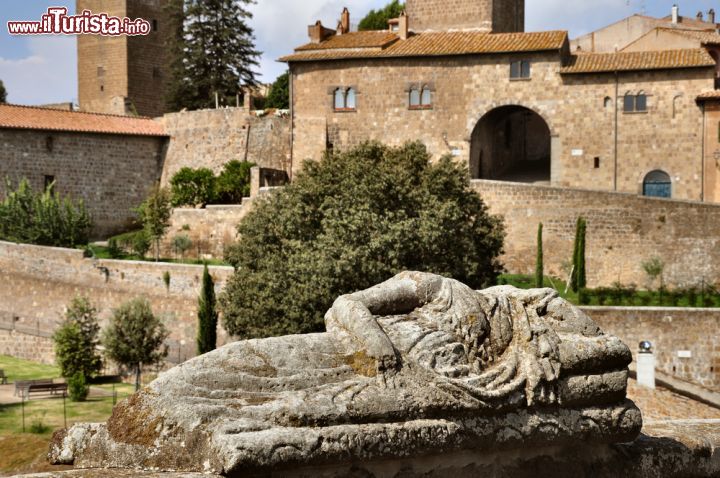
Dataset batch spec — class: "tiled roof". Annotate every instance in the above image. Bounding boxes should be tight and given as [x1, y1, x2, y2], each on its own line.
[696, 90, 720, 100]
[657, 27, 720, 45]
[0, 104, 167, 136]
[296, 31, 399, 51]
[560, 48, 715, 74]
[281, 30, 568, 62]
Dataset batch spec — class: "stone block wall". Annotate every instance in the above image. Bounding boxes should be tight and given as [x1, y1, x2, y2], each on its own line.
[0, 129, 165, 238]
[0, 241, 234, 364]
[473, 179, 720, 288]
[160, 108, 291, 185]
[0, 327, 55, 366]
[587, 307, 720, 390]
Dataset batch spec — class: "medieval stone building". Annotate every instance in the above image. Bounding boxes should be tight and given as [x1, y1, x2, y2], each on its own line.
[282, 1, 720, 203]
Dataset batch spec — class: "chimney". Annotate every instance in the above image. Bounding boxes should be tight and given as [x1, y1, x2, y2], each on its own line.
[710, 9, 716, 24]
[672, 4, 679, 24]
[398, 11, 409, 40]
[308, 20, 336, 44]
[697, 11, 704, 21]
[339, 7, 350, 34]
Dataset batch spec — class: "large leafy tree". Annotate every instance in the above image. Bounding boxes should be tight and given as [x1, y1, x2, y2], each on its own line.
[358, 0, 405, 31]
[103, 298, 169, 391]
[220, 141, 505, 339]
[53, 296, 103, 380]
[166, 0, 260, 111]
[264, 71, 289, 110]
[0, 79, 7, 103]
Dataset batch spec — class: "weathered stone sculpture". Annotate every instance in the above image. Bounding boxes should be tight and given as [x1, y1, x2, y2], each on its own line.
[50, 272, 642, 476]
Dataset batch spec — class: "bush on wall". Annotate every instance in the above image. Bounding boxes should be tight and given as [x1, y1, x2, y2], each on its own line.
[215, 160, 255, 203]
[0, 178, 91, 248]
[170, 161, 256, 207]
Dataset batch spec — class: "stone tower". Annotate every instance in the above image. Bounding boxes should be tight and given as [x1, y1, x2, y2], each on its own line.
[77, 0, 169, 117]
[405, 0, 524, 33]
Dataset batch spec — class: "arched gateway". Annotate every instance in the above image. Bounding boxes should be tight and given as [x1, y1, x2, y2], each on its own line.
[470, 106, 551, 183]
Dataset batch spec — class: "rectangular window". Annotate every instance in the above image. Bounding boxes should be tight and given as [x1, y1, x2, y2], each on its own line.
[97, 66, 105, 78]
[623, 95, 635, 112]
[333, 87, 357, 112]
[510, 60, 531, 79]
[635, 94, 647, 112]
[594, 157, 600, 169]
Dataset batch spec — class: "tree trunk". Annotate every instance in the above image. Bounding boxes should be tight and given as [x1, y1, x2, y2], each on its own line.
[135, 364, 141, 391]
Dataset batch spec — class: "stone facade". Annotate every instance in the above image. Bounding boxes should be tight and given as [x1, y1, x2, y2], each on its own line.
[473, 179, 720, 288]
[0, 240, 234, 365]
[77, 0, 169, 117]
[586, 307, 720, 390]
[405, 0, 523, 33]
[0, 128, 165, 238]
[160, 108, 291, 184]
[290, 54, 715, 201]
[0, 327, 55, 365]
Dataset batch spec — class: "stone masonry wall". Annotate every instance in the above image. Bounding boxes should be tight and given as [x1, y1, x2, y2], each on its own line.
[473, 179, 720, 288]
[587, 307, 720, 390]
[160, 108, 291, 185]
[0, 241, 234, 365]
[0, 327, 55, 366]
[0, 128, 165, 238]
[159, 203, 253, 259]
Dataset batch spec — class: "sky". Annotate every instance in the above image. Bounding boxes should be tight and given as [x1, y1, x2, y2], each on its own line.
[0, 0, 718, 105]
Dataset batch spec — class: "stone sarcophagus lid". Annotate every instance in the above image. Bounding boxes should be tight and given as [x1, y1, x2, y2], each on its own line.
[50, 272, 641, 476]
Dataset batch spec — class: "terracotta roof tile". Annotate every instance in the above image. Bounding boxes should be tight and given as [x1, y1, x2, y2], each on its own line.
[281, 30, 568, 62]
[657, 27, 720, 45]
[0, 104, 167, 136]
[696, 90, 720, 100]
[560, 48, 715, 74]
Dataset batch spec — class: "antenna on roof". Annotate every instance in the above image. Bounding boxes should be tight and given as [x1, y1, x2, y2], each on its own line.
[625, 0, 647, 15]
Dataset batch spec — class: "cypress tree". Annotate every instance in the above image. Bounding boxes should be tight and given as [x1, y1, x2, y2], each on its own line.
[570, 217, 582, 292]
[167, 0, 260, 111]
[197, 264, 218, 354]
[577, 218, 587, 291]
[535, 222, 544, 288]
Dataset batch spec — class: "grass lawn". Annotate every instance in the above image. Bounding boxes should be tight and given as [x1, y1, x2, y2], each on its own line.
[0, 356, 60, 383]
[87, 244, 229, 267]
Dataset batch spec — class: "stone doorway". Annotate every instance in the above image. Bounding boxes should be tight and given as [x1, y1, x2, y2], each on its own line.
[470, 105, 551, 184]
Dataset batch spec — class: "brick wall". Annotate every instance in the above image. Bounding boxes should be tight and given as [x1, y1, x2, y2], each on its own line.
[0, 128, 165, 238]
[160, 108, 291, 184]
[473, 179, 720, 288]
[0, 241, 235, 364]
[586, 307, 720, 390]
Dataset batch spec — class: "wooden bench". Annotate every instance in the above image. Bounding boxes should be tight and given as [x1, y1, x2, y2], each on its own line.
[14, 378, 54, 397]
[0, 369, 7, 385]
[25, 382, 68, 397]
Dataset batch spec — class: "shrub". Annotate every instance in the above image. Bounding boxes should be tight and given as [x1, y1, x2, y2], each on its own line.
[107, 237, 122, 258]
[163, 271, 171, 290]
[0, 178, 91, 248]
[170, 167, 216, 207]
[29, 413, 50, 434]
[214, 160, 255, 204]
[131, 230, 151, 258]
[68, 372, 89, 402]
[172, 233, 192, 257]
[642, 257, 664, 289]
[220, 141, 505, 339]
[53, 296, 102, 380]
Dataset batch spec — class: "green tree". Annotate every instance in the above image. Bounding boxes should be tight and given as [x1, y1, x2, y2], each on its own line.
[170, 167, 216, 207]
[571, 217, 587, 292]
[214, 160, 255, 203]
[0, 79, 7, 103]
[535, 222, 544, 288]
[358, 0, 405, 31]
[166, 0, 260, 111]
[0, 178, 91, 248]
[265, 71, 289, 110]
[172, 233, 193, 258]
[219, 141, 505, 339]
[103, 298, 169, 391]
[53, 297, 103, 381]
[642, 256, 664, 290]
[197, 264, 218, 354]
[136, 185, 172, 261]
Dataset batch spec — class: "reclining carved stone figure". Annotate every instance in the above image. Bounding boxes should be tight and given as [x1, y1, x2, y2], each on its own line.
[50, 272, 642, 475]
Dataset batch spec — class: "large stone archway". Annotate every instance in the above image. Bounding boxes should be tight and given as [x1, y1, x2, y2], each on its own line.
[470, 105, 551, 183]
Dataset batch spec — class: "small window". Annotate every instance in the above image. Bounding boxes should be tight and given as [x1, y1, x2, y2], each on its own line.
[45, 136, 54, 153]
[510, 60, 531, 79]
[152, 67, 161, 79]
[152, 19, 158, 31]
[333, 87, 357, 111]
[409, 88, 421, 107]
[643, 170, 671, 198]
[100, 84, 104, 92]
[345, 88, 356, 109]
[603, 96, 612, 109]
[334, 88, 345, 110]
[44, 175, 55, 191]
[421, 87, 432, 107]
[594, 157, 600, 169]
[623, 93, 635, 112]
[97, 66, 105, 78]
[635, 92, 647, 112]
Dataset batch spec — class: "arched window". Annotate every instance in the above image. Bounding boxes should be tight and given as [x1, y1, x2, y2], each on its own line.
[345, 88, 356, 109]
[643, 170, 671, 198]
[334, 88, 345, 110]
[421, 86, 432, 107]
[604, 96, 612, 109]
[636, 91, 647, 112]
[623, 92, 635, 112]
[409, 88, 421, 107]
[673, 95, 682, 118]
